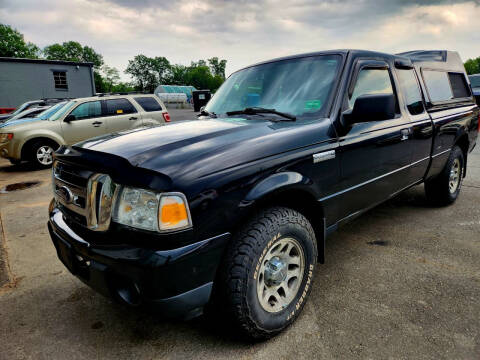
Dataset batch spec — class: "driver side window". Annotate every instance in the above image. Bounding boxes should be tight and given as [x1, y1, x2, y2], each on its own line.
[69, 101, 102, 120]
[348, 69, 394, 109]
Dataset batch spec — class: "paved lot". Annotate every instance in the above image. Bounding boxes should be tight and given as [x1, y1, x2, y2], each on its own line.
[0, 115, 479, 359]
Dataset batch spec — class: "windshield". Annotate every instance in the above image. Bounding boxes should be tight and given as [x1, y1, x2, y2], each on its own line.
[205, 55, 342, 119]
[35, 101, 67, 120]
[49, 101, 76, 121]
[9, 102, 32, 116]
[9, 109, 35, 121]
[470, 76, 480, 88]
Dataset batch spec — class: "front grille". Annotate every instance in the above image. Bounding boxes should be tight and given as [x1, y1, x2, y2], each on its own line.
[53, 161, 117, 231]
[53, 161, 92, 222]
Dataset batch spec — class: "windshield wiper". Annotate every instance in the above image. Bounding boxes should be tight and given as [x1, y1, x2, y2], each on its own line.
[226, 107, 296, 121]
[197, 109, 217, 118]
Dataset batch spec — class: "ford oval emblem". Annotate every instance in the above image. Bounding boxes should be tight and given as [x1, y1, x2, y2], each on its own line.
[58, 185, 74, 204]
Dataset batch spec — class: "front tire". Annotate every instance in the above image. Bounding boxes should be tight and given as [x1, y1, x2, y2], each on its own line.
[29, 140, 58, 168]
[425, 146, 464, 205]
[219, 207, 317, 339]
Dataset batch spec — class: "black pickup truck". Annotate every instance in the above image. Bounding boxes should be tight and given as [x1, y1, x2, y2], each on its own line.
[48, 49, 479, 339]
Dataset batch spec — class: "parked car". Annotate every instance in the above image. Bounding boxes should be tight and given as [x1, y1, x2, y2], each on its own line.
[48, 50, 478, 339]
[470, 74, 480, 104]
[0, 98, 66, 122]
[5, 106, 51, 122]
[0, 94, 169, 167]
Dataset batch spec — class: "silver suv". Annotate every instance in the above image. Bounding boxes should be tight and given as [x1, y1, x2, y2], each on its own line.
[0, 94, 170, 167]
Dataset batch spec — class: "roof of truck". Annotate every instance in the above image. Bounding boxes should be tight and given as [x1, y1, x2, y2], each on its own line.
[234, 49, 464, 74]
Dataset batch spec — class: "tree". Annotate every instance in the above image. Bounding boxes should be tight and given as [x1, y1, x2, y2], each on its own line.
[111, 82, 135, 93]
[125, 54, 227, 92]
[169, 64, 188, 85]
[153, 56, 171, 84]
[464, 57, 480, 75]
[101, 65, 120, 92]
[208, 57, 227, 79]
[184, 65, 217, 90]
[0, 24, 40, 58]
[43, 41, 103, 67]
[125, 54, 159, 92]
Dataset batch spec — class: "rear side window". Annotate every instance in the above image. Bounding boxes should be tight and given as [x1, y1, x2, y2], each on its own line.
[348, 68, 394, 109]
[423, 70, 471, 102]
[423, 71, 453, 102]
[70, 101, 102, 120]
[134, 97, 163, 112]
[448, 73, 470, 98]
[105, 99, 137, 116]
[397, 70, 424, 115]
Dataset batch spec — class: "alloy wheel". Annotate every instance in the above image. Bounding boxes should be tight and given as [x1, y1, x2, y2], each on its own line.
[256, 237, 305, 313]
[36, 145, 54, 166]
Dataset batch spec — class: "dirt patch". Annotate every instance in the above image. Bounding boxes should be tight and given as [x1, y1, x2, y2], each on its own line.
[0, 181, 42, 193]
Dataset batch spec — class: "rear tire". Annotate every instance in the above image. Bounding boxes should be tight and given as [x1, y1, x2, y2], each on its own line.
[425, 146, 464, 206]
[217, 207, 317, 340]
[28, 140, 58, 168]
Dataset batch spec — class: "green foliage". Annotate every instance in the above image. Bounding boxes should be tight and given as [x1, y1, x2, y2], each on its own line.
[125, 54, 166, 92]
[208, 57, 227, 78]
[101, 65, 120, 92]
[464, 57, 480, 75]
[111, 82, 135, 93]
[93, 71, 105, 93]
[0, 24, 40, 58]
[125, 55, 227, 92]
[43, 41, 103, 68]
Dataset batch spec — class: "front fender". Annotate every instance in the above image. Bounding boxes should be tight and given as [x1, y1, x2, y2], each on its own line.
[17, 131, 66, 156]
[244, 171, 312, 202]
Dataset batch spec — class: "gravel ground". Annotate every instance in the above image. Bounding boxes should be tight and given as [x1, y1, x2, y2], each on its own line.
[0, 114, 478, 359]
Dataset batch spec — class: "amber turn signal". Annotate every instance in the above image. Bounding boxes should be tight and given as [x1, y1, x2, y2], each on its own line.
[158, 194, 191, 231]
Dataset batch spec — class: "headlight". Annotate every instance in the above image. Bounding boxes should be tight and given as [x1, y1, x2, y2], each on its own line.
[0, 133, 13, 144]
[112, 187, 192, 232]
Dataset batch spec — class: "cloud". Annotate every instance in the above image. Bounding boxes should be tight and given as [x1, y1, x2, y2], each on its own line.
[1, 0, 479, 81]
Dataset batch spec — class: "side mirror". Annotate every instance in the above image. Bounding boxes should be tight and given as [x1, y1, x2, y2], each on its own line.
[199, 106, 205, 113]
[64, 114, 75, 123]
[343, 94, 396, 125]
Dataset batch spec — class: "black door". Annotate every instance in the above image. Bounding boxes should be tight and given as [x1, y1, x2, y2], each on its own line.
[395, 67, 433, 182]
[334, 59, 415, 221]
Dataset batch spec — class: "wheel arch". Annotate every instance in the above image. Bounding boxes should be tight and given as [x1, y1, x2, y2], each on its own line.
[454, 133, 469, 177]
[20, 136, 61, 161]
[240, 173, 326, 263]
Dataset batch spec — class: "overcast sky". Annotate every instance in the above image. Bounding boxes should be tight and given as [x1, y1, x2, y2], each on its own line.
[1, 0, 479, 81]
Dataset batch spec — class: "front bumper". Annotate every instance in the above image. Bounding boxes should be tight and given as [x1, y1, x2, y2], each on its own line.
[0, 140, 20, 161]
[48, 208, 230, 319]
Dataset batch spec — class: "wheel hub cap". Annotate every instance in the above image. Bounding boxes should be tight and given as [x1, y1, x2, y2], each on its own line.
[264, 256, 287, 286]
[449, 158, 461, 194]
[256, 237, 305, 313]
[37, 146, 54, 165]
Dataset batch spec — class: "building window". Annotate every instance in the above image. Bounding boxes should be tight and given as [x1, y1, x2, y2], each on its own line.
[53, 71, 68, 90]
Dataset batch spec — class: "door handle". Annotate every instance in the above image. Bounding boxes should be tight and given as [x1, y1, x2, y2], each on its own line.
[400, 128, 410, 141]
[92, 121, 102, 127]
[129, 117, 138, 120]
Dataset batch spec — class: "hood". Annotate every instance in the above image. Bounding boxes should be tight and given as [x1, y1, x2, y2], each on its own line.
[76, 117, 333, 182]
[0, 117, 41, 129]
